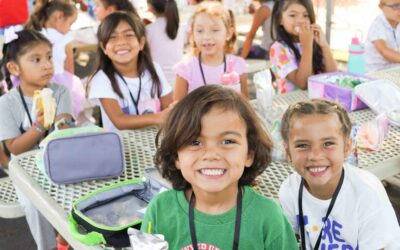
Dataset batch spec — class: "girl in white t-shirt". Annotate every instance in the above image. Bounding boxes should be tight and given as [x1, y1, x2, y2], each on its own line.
[146, 0, 184, 86]
[279, 99, 400, 250]
[89, 11, 173, 132]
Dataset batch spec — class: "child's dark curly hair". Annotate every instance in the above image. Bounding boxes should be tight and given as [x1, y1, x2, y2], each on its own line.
[155, 85, 273, 190]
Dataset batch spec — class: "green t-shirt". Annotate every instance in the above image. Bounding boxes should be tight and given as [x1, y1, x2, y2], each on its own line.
[141, 186, 298, 250]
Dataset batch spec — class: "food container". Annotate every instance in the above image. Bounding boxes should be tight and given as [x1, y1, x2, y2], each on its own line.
[308, 72, 375, 112]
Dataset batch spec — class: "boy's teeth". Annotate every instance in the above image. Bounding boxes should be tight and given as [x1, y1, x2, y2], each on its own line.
[200, 169, 224, 176]
[308, 167, 327, 173]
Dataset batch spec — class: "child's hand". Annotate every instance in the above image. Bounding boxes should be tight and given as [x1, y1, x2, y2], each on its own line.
[157, 104, 176, 125]
[298, 24, 314, 49]
[311, 24, 329, 48]
[35, 110, 47, 131]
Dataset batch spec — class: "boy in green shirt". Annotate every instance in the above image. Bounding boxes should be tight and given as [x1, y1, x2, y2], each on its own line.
[141, 85, 297, 249]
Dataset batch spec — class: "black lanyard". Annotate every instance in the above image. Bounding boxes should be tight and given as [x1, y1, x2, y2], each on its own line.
[298, 169, 345, 250]
[189, 188, 242, 250]
[18, 86, 49, 136]
[119, 74, 142, 115]
[198, 53, 226, 85]
[18, 86, 33, 125]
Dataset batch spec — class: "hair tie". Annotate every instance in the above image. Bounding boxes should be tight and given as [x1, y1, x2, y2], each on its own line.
[290, 103, 301, 110]
[4, 25, 23, 44]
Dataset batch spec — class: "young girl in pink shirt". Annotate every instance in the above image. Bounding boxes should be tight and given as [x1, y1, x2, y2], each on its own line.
[174, 1, 248, 100]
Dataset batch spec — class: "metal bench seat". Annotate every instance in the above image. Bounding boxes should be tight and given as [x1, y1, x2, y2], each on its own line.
[0, 176, 24, 218]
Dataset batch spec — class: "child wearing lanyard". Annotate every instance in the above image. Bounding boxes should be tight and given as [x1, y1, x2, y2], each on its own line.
[173, 1, 249, 101]
[0, 28, 73, 250]
[88, 11, 173, 132]
[141, 85, 298, 249]
[279, 99, 400, 249]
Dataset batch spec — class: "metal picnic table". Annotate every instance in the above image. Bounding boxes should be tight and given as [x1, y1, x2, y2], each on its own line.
[6, 69, 400, 248]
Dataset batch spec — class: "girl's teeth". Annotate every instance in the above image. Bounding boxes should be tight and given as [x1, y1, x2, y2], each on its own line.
[200, 169, 224, 176]
[308, 167, 327, 173]
[116, 50, 129, 55]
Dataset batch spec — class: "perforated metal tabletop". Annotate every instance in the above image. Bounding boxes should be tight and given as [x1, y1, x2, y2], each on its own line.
[8, 130, 159, 250]
[368, 66, 400, 86]
[7, 90, 400, 249]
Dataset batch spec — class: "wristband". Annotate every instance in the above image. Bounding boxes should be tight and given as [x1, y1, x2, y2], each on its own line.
[32, 122, 44, 133]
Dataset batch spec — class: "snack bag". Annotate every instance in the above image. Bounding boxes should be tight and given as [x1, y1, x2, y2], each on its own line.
[128, 228, 168, 250]
[32, 88, 57, 128]
[357, 114, 389, 151]
[253, 69, 274, 115]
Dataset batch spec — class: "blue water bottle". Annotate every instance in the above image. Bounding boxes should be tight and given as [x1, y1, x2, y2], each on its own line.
[347, 36, 366, 74]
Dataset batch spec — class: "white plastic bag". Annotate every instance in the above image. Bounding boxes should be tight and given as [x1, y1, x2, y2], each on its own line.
[354, 79, 400, 127]
[357, 114, 389, 151]
[128, 228, 168, 250]
[253, 69, 274, 114]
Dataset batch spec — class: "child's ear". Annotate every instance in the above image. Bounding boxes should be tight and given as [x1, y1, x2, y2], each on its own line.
[107, 5, 117, 14]
[6, 61, 20, 76]
[99, 43, 107, 55]
[54, 10, 64, 21]
[175, 157, 181, 170]
[226, 27, 234, 42]
[344, 136, 352, 158]
[284, 143, 292, 163]
[245, 151, 254, 168]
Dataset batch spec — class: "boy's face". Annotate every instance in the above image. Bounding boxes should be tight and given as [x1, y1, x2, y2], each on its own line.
[285, 113, 351, 199]
[175, 107, 254, 196]
[380, 0, 400, 25]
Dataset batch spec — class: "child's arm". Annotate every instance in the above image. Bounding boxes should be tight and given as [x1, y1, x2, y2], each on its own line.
[99, 98, 169, 129]
[312, 24, 337, 72]
[285, 25, 314, 89]
[64, 43, 75, 74]
[5, 130, 43, 156]
[4, 110, 48, 155]
[4, 111, 73, 155]
[373, 39, 400, 63]
[160, 93, 173, 110]
[240, 6, 271, 58]
[174, 75, 189, 101]
[239, 73, 249, 99]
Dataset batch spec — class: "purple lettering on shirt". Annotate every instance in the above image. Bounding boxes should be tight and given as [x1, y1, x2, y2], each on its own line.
[342, 245, 353, 250]
[332, 220, 345, 243]
[322, 217, 333, 243]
